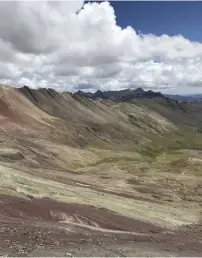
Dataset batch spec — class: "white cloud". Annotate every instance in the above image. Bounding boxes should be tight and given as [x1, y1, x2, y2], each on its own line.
[0, 1, 202, 93]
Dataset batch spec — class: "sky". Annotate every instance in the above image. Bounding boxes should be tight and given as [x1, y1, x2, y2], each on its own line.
[111, 2, 202, 43]
[0, 1, 202, 94]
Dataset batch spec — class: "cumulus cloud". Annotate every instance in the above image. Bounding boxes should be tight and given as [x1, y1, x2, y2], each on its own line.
[0, 1, 202, 93]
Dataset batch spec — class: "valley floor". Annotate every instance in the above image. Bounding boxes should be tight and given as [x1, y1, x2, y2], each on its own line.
[0, 136, 202, 257]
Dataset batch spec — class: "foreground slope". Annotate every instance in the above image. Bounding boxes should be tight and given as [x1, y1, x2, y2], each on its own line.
[0, 84, 202, 256]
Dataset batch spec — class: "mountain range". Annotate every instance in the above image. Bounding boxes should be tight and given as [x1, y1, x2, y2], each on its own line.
[0, 84, 202, 256]
[75, 88, 165, 101]
[75, 87, 202, 102]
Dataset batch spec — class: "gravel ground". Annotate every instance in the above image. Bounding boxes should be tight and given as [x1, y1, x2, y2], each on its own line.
[0, 194, 202, 257]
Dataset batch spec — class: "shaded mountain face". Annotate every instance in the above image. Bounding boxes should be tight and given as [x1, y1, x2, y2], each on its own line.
[76, 90, 94, 98]
[76, 88, 202, 103]
[74, 88, 166, 102]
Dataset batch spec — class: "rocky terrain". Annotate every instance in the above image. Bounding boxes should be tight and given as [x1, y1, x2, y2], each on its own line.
[0, 84, 202, 256]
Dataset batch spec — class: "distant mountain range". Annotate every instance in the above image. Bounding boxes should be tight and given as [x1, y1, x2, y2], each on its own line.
[74, 88, 165, 102]
[164, 94, 202, 102]
[74, 88, 202, 103]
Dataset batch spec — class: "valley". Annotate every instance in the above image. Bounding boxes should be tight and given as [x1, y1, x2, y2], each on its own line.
[0, 84, 202, 256]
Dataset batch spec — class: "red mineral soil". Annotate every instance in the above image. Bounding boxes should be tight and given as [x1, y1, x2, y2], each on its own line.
[0, 194, 202, 257]
[0, 86, 51, 137]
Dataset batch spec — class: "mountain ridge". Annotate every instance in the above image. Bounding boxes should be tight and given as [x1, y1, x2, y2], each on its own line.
[74, 87, 166, 102]
[75, 87, 202, 103]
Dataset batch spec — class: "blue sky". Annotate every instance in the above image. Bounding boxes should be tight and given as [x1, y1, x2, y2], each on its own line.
[77, 1, 202, 94]
[110, 1, 202, 95]
[110, 1, 202, 43]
